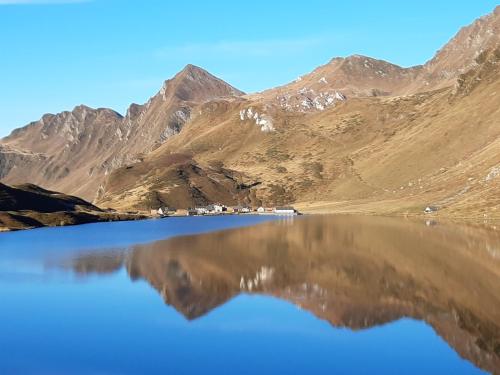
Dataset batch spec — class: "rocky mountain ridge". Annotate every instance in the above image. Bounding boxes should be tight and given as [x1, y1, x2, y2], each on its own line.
[99, 45, 500, 217]
[0, 65, 243, 201]
[1, 6, 499, 217]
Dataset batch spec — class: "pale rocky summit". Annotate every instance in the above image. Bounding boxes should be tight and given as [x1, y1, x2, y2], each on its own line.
[256, 55, 420, 113]
[254, 5, 500, 109]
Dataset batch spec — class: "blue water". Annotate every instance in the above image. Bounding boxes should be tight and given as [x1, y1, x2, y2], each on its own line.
[0, 216, 490, 374]
[0, 215, 277, 254]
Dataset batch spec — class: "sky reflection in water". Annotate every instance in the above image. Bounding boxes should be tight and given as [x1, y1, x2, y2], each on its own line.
[1, 215, 498, 375]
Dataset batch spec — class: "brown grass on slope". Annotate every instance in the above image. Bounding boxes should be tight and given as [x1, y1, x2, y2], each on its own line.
[99, 48, 500, 219]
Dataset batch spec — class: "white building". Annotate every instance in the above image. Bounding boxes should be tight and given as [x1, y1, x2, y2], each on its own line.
[257, 207, 265, 213]
[233, 205, 251, 213]
[195, 207, 209, 215]
[273, 207, 297, 215]
[424, 206, 438, 214]
[213, 204, 226, 213]
[151, 207, 172, 217]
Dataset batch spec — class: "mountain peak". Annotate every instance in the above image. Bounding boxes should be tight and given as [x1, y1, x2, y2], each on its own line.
[72, 104, 93, 113]
[158, 65, 244, 102]
[180, 63, 207, 75]
[173, 64, 217, 84]
[342, 54, 404, 69]
[174, 64, 230, 85]
[71, 104, 123, 119]
[345, 54, 369, 60]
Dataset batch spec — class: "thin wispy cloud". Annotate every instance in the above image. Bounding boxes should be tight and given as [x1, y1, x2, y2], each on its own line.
[0, 0, 90, 4]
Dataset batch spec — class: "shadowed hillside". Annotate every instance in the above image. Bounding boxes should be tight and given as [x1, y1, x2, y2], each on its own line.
[0, 183, 142, 231]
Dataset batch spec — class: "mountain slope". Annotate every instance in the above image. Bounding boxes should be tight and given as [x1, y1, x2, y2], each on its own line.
[253, 5, 500, 112]
[0, 65, 243, 201]
[98, 153, 253, 210]
[0, 182, 99, 212]
[99, 45, 500, 218]
[1, 6, 499, 218]
[256, 55, 420, 113]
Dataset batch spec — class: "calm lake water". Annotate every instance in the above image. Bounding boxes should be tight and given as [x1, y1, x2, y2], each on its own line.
[0, 215, 499, 375]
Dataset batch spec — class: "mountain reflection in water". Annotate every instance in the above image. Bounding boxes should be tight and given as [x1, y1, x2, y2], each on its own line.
[63, 215, 500, 374]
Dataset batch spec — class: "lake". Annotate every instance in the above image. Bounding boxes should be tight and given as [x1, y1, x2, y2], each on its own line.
[0, 215, 499, 374]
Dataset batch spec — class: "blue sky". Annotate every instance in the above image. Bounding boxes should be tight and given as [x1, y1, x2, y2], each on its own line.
[0, 0, 498, 137]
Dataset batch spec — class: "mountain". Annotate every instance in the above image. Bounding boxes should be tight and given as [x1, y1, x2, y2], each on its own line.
[99, 47, 500, 218]
[0, 182, 142, 231]
[0, 65, 243, 202]
[98, 153, 253, 211]
[0, 182, 99, 212]
[410, 5, 500, 93]
[1, 6, 499, 218]
[66, 216, 500, 373]
[256, 55, 420, 113]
